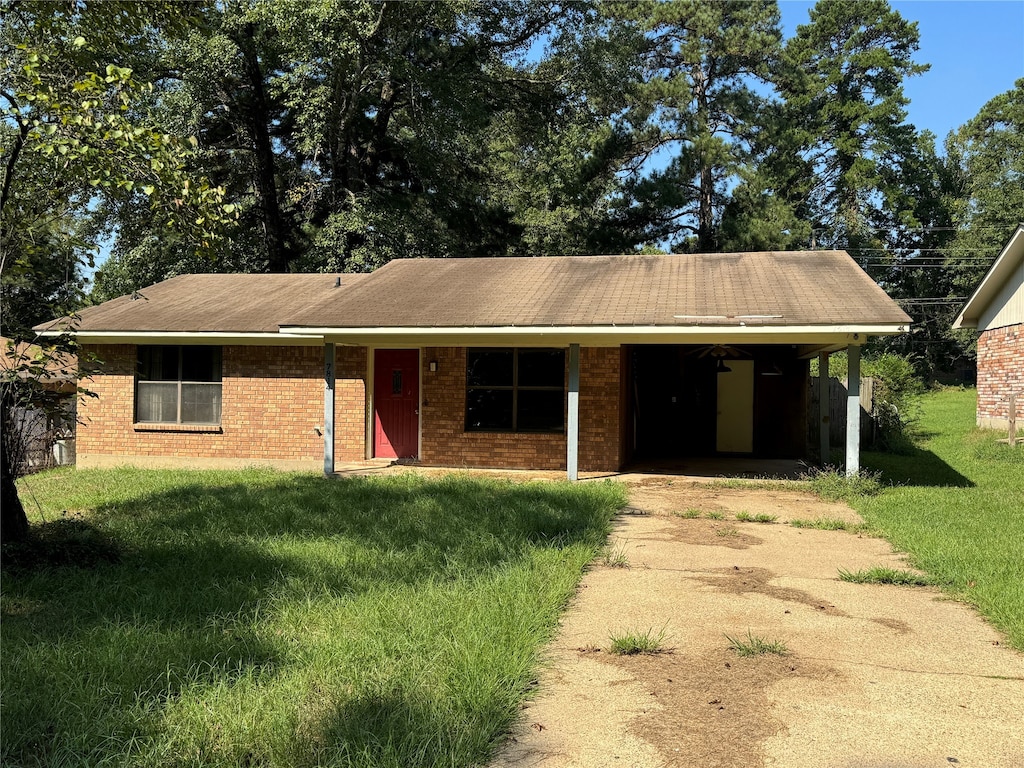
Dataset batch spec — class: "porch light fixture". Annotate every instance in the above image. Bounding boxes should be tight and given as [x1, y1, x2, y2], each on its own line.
[429, 360, 438, 372]
[715, 358, 732, 373]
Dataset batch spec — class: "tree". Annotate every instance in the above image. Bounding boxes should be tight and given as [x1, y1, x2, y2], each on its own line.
[867, 131, 966, 378]
[93, 0, 635, 294]
[944, 79, 1024, 295]
[780, 0, 927, 255]
[605, 0, 784, 252]
[1, 0, 232, 542]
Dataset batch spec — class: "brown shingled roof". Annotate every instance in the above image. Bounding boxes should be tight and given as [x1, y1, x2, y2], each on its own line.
[37, 273, 369, 334]
[39, 252, 910, 336]
[280, 251, 911, 329]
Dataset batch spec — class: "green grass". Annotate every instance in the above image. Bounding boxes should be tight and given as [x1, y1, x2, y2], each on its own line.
[789, 518, 864, 532]
[2, 468, 626, 767]
[838, 567, 933, 586]
[704, 510, 725, 520]
[608, 626, 668, 655]
[674, 508, 703, 519]
[725, 631, 789, 657]
[735, 511, 777, 523]
[600, 541, 630, 568]
[853, 388, 1024, 650]
[804, 467, 883, 501]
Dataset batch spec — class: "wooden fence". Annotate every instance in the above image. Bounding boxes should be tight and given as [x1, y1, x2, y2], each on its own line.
[808, 376, 875, 460]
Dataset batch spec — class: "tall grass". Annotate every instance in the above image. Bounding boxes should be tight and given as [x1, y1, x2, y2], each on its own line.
[856, 388, 1024, 650]
[2, 469, 626, 767]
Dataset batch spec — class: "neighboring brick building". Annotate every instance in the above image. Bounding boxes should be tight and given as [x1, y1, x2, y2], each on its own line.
[40, 251, 911, 476]
[954, 224, 1024, 431]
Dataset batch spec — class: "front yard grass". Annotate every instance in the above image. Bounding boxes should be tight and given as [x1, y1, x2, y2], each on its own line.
[2, 469, 626, 767]
[857, 388, 1024, 651]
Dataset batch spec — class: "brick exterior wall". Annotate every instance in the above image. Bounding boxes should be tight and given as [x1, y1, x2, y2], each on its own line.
[419, 346, 622, 472]
[78, 342, 623, 472]
[78, 344, 366, 468]
[976, 323, 1023, 429]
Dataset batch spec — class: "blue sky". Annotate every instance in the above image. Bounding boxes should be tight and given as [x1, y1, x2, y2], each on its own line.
[779, 0, 1024, 143]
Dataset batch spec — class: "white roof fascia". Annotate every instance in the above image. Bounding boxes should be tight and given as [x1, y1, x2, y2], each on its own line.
[953, 223, 1024, 329]
[283, 324, 909, 348]
[40, 331, 324, 346]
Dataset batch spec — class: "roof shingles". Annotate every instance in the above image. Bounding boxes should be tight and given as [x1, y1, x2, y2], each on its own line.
[42, 251, 910, 335]
[280, 252, 910, 329]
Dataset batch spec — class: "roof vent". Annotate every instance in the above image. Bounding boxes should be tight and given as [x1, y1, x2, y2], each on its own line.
[334, 276, 342, 288]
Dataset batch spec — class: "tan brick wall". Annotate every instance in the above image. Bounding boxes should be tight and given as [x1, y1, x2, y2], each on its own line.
[420, 346, 622, 472]
[78, 344, 367, 466]
[976, 323, 1023, 428]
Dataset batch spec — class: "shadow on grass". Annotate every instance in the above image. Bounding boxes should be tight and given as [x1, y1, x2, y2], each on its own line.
[862, 446, 974, 488]
[1, 472, 620, 766]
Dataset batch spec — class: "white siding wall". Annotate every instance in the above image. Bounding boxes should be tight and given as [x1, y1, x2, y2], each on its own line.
[978, 259, 1024, 332]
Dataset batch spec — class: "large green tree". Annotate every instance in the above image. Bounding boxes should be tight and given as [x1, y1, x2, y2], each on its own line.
[780, 0, 927, 255]
[94, 0, 642, 296]
[1, 0, 232, 542]
[944, 79, 1024, 294]
[604, 0, 784, 252]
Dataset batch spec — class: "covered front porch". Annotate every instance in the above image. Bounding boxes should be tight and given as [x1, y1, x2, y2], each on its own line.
[319, 336, 869, 482]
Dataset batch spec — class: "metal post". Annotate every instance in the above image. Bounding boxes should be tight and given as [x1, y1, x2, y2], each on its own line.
[845, 345, 861, 477]
[324, 342, 335, 476]
[819, 352, 830, 466]
[567, 343, 580, 481]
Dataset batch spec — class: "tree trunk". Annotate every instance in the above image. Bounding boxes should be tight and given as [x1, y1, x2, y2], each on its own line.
[235, 23, 292, 273]
[1, 401, 30, 543]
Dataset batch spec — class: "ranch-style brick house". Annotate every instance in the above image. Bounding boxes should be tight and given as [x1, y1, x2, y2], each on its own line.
[954, 224, 1024, 431]
[40, 251, 911, 479]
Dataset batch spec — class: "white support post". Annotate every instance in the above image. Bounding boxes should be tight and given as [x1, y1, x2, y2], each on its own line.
[324, 342, 335, 476]
[567, 343, 580, 482]
[819, 351, 830, 466]
[845, 344, 861, 478]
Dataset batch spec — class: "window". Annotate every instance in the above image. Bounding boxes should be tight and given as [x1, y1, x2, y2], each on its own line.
[136, 345, 222, 424]
[466, 348, 564, 432]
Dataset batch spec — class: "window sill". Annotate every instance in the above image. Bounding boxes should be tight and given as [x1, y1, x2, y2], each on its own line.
[133, 423, 222, 434]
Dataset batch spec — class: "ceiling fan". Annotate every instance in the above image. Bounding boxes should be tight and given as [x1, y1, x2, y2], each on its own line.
[692, 344, 749, 360]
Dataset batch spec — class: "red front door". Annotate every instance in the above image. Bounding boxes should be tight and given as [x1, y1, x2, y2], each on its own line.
[373, 349, 419, 459]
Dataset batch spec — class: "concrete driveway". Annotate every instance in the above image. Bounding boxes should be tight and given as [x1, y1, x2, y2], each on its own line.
[491, 481, 1024, 768]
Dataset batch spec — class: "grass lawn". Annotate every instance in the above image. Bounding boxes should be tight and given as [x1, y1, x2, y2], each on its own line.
[856, 387, 1024, 651]
[2, 469, 626, 767]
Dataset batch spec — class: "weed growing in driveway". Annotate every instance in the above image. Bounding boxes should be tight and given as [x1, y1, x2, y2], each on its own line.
[601, 541, 630, 568]
[705, 511, 725, 520]
[674, 508, 703, 519]
[726, 631, 789, 657]
[790, 517, 855, 531]
[736, 512, 777, 523]
[609, 627, 669, 655]
[715, 526, 739, 538]
[839, 567, 933, 586]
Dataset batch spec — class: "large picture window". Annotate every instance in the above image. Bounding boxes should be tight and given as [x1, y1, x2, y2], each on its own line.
[136, 345, 222, 424]
[466, 348, 564, 432]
